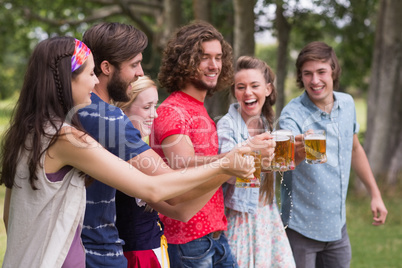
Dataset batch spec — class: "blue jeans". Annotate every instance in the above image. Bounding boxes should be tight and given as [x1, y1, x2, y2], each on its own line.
[168, 232, 238, 268]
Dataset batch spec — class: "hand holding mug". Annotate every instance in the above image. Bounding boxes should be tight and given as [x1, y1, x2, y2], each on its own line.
[243, 132, 275, 171]
[294, 134, 306, 166]
[220, 146, 256, 179]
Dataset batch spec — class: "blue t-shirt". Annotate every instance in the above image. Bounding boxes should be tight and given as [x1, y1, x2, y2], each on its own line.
[278, 91, 359, 242]
[79, 93, 150, 267]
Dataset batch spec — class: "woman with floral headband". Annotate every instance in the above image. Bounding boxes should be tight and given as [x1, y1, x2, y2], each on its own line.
[0, 36, 255, 268]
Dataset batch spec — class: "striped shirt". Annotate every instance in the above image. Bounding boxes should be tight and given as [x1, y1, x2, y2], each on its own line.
[78, 93, 150, 267]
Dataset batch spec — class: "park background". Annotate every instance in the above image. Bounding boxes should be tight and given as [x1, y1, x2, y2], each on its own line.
[0, 0, 401, 267]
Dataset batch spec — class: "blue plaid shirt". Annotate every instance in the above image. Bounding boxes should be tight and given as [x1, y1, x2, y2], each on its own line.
[278, 91, 359, 242]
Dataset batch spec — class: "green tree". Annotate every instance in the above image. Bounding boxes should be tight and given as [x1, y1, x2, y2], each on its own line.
[0, 0, 164, 99]
[257, 0, 378, 116]
[0, 0, 237, 102]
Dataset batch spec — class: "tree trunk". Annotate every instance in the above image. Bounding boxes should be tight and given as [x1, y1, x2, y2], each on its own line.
[364, 0, 402, 187]
[158, 0, 182, 50]
[274, 0, 291, 122]
[232, 0, 256, 60]
[193, 0, 211, 21]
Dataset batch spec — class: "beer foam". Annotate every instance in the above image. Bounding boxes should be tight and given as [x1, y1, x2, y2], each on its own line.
[274, 135, 290, 142]
[305, 134, 326, 140]
[273, 129, 292, 136]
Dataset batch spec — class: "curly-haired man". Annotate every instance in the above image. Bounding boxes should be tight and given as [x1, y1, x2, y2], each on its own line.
[151, 21, 239, 267]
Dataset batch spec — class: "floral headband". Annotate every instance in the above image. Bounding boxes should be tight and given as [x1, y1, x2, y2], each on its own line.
[71, 39, 91, 72]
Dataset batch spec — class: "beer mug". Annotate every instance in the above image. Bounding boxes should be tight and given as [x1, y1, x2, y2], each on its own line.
[270, 130, 292, 171]
[236, 150, 261, 188]
[274, 129, 295, 170]
[304, 129, 327, 164]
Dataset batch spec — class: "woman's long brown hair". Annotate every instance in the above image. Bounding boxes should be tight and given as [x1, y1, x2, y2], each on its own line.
[0, 36, 85, 190]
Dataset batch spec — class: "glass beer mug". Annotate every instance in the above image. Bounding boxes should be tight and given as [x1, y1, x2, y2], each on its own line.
[236, 150, 262, 188]
[270, 130, 295, 171]
[304, 129, 327, 164]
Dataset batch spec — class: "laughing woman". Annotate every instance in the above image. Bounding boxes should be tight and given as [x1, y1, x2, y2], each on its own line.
[217, 56, 295, 268]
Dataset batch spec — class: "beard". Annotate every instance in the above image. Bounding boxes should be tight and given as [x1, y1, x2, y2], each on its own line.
[107, 70, 130, 102]
[190, 77, 217, 95]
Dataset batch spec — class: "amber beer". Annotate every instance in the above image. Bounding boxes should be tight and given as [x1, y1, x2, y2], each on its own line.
[236, 150, 261, 188]
[304, 130, 327, 164]
[271, 135, 291, 171]
[273, 129, 295, 170]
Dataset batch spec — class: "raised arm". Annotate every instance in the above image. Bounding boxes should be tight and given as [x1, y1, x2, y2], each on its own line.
[160, 134, 231, 204]
[48, 126, 255, 204]
[127, 148, 228, 221]
[162, 134, 227, 169]
[351, 134, 388, 225]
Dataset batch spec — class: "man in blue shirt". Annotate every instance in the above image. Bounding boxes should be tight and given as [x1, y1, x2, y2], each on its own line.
[279, 41, 388, 268]
[78, 22, 152, 267]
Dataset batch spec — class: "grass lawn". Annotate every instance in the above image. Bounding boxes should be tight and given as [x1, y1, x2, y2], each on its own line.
[0, 96, 401, 266]
[346, 185, 402, 268]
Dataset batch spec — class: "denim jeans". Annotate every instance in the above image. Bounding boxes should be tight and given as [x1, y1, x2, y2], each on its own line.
[167, 232, 238, 268]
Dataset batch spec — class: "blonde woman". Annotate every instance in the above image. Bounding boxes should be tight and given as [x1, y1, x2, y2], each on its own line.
[114, 76, 158, 145]
[114, 76, 168, 267]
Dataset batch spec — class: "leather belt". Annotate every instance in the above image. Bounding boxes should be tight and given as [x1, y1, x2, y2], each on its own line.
[209, 231, 222, 239]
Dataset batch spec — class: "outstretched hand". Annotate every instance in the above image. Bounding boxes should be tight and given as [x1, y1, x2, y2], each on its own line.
[220, 146, 255, 179]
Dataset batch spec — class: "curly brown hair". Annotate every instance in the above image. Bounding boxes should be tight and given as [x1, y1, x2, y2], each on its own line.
[158, 21, 233, 95]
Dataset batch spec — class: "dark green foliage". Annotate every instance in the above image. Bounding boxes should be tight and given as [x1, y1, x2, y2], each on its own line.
[0, 0, 381, 99]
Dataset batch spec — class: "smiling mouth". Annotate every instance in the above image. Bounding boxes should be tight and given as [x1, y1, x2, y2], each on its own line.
[311, 86, 324, 91]
[143, 121, 153, 126]
[244, 99, 257, 106]
[205, 73, 217, 78]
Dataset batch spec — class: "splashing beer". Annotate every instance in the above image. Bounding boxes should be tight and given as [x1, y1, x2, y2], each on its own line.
[304, 130, 327, 164]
